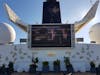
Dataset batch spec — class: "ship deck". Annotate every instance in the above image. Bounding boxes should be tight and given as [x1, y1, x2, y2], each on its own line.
[12, 72, 96, 75]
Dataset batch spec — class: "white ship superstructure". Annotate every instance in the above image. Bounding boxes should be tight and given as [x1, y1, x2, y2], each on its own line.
[0, 0, 100, 72]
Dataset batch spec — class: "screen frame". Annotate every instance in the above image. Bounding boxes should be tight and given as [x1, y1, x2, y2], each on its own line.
[28, 24, 75, 48]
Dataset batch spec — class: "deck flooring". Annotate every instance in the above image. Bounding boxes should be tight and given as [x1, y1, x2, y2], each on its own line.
[12, 72, 96, 75]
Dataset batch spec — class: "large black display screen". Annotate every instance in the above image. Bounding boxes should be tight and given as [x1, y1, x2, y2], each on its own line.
[28, 24, 74, 47]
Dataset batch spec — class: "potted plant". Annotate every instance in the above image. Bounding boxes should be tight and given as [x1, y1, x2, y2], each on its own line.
[32, 57, 39, 64]
[29, 57, 39, 73]
[90, 61, 96, 73]
[42, 61, 49, 72]
[64, 57, 74, 73]
[53, 59, 60, 72]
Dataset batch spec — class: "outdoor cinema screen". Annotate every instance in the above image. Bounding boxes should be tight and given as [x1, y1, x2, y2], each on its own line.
[28, 24, 74, 47]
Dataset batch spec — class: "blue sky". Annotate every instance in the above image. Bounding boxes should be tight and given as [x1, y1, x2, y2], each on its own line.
[0, 0, 100, 44]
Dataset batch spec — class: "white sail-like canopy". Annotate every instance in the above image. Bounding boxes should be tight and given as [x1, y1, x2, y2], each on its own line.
[4, 0, 99, 33]
[4, 3, 27, 32]
[75, 0, 99, 32]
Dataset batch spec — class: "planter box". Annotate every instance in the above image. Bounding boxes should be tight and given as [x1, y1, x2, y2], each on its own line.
[42, 66, 49, 72]
[66, 65, 74, 73]
[54, 65, 60, 72]
[29, 64, 37, 73]
[90, 67, 96, 73]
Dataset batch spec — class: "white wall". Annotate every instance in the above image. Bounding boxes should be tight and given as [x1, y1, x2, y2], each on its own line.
[0, 43, 100, 72]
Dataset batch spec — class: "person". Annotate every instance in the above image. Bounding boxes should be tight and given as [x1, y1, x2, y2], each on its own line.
[8, 62, 14, 72]
[63, 72, 72, 75]
[67, 73, 72, 75]
[54, 29, 64, 45]
[0, 66, 2, 74]
[0, 64, 6, 75]
[54, 28, 68, 46]
[96, 65, 100, 75]
[29, 63, 37, 73]
[38, 26, 48, 41]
